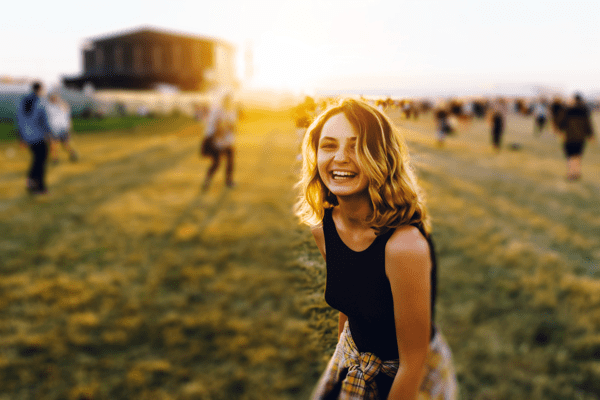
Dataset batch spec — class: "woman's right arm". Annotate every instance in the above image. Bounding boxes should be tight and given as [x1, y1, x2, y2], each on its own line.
[338, 312, 348, 340]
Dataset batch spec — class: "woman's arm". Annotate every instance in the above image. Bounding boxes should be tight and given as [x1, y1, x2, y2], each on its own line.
[385, 226, 432, 400]
[338, 312, 348, 340]
[311, 224, 326, 260]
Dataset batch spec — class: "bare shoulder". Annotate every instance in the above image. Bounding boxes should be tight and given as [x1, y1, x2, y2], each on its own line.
[311, 224, 326, 259]
[310, 224, 324, 243]
[386, 225, 430, 255]
[385, 225, 431, 277]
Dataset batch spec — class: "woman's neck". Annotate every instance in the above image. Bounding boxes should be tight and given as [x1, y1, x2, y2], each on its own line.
[336, 194, 372, 230]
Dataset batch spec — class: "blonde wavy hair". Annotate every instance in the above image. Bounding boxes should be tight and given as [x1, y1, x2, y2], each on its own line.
[294, 98, 431, 236]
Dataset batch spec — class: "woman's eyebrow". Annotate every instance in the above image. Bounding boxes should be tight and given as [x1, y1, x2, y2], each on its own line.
[319, 135, 357, 142]
[319, 136, 337, 142]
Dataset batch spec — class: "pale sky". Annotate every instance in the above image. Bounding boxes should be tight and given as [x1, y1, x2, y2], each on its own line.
[3, 0, 600, 97]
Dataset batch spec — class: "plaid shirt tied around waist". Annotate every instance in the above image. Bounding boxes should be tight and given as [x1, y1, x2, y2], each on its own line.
[311, 322, 399, 400]
[312, 321, 459, 400]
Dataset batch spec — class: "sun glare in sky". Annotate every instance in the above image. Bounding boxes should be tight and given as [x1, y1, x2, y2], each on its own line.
[2, 0, 600, 96]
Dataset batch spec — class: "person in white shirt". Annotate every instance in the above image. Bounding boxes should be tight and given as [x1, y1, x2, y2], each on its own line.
[46, 93, 78, 163]
[201, 93, 237, 191]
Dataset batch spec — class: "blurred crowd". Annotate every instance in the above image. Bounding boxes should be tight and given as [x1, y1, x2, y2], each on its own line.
[293, 92, 597, 181]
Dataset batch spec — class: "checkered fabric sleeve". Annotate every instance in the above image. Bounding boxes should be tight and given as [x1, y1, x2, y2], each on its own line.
[311, 322, 458, 400]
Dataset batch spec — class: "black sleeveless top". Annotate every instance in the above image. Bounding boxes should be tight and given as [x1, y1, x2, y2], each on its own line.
[323, 207, 437, 360]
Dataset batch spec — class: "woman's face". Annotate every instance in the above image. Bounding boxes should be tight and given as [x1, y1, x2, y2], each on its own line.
[317, 113, 369, 199]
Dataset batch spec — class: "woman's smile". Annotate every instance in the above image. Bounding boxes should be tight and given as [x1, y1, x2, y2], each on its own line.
[331, 170, 358, 180]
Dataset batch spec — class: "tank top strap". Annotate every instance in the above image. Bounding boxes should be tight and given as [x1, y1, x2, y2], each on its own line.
[322, 208, 336, 239]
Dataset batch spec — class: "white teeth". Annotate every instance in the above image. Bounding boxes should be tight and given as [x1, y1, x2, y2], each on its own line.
[332, 171, 356, 178]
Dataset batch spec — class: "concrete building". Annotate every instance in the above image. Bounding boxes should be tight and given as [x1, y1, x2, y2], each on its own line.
[64, 27, 237, 92]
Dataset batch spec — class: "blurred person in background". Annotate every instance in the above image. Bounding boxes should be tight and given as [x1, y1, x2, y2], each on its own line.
[435, 106, 452, 147]
[201, 93, 237, 191]
[15, 81, 53, 195]
[532, 98, 549, 137]
[462, 100, 474, 122]
[296, 99, 457, 400]
[194, 101, 210, 141]
[558, 93, 595, 181]
[488, 98, 508, 152]
[402, 100, 412, 119]
[47, 92, 78, 163]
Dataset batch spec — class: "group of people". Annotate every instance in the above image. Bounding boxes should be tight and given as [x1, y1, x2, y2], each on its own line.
[486, 93, 595, 180]
[15, 81, 77, 195]
[15, 80, 238, 196]
[431, 93, 596, 180]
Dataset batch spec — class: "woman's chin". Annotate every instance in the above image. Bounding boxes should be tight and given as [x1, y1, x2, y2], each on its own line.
[328, 186, 369, 200]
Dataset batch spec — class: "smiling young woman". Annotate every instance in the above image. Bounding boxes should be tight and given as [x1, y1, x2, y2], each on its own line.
[317, 113, 370, 199]
[295, 98, 458, 400]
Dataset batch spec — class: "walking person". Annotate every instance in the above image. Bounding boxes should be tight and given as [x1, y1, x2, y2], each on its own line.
[488, 98, 507, 152]
[15, 81, 53, 195]
[435, 107, 452, 147]
[46, 92, 78, 163]
[201, 93, 237, 191]
[558, 93, 595, 181]
[295, 99, 458, 399]
[532, 99, 549, 137]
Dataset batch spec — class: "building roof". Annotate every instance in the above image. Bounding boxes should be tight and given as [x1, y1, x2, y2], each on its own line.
[86, 26, 235, 50]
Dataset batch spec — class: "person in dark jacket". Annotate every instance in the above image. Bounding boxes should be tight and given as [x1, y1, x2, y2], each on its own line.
[488, 98, 507, 152]
[15, 81, 53, 194]
[558, 93, 595, 180]
[435, 107, 452, 147]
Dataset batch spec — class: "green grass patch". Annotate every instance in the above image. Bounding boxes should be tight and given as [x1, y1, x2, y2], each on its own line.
[0, 122, 18, 142]
[0, 115, 191, 142]
[70, 114, 199, 136]
[72, 115, 156, 133]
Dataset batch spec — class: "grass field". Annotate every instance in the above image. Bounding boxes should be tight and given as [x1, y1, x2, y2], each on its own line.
[0, 122, 18, 142]
[1, 115, 163, 142]
[0, 105, 599, 399]
[70, 115, 160, 133]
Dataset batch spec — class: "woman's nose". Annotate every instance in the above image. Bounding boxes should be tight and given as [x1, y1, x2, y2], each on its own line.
[333, 146, 349, 162]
